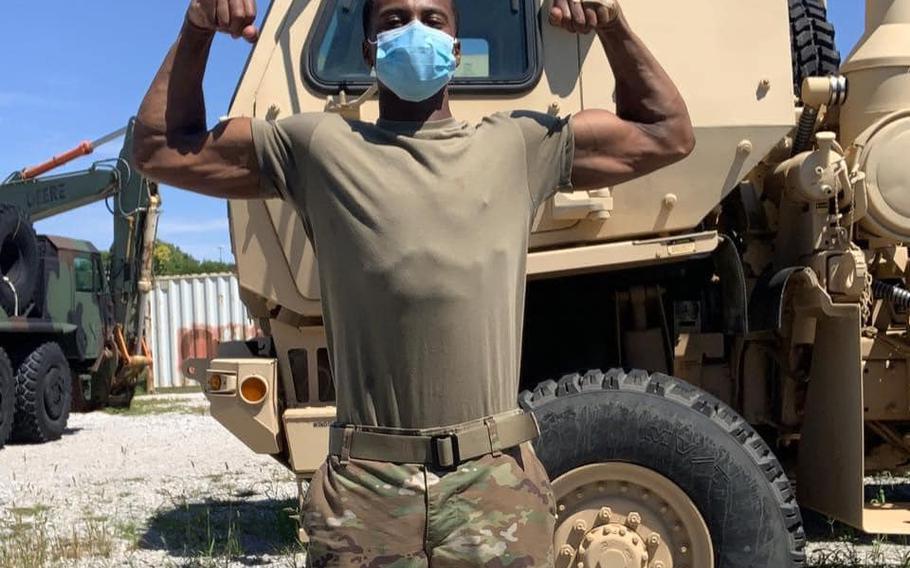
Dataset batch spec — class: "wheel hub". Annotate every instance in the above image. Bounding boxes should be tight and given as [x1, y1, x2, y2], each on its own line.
[558, 509, 658, 568]
[552, 463, 713, 568]
[44, 367, 65, 420]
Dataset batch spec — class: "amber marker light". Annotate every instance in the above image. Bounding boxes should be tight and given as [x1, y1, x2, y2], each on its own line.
[240, 375, 268, 404]
[208, 374, 224, 391]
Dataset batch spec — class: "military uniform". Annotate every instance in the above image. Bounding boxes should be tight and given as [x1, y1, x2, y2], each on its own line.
[253, 111, 574, 567]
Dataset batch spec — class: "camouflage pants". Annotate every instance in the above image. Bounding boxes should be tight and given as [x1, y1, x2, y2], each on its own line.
[303, 442, 556, 567]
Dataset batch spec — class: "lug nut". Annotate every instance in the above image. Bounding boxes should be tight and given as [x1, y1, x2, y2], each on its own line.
[653, 562, 665, 568]
[648, 534, 661, 548]
[573, 520, 587, 533]
[597, 507, 612, 523]
[626, 512, 642, 530]
[559, 545, 574, 557]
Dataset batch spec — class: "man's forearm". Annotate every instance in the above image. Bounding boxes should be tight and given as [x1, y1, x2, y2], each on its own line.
[596, 18, 689, 129]
[136, 21, 215, 144]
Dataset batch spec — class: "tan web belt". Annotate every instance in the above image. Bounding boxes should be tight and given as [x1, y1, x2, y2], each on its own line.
[328, 411, 540, 468]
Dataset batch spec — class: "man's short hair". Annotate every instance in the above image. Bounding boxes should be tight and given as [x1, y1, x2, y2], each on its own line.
[361, 0, 460, 39]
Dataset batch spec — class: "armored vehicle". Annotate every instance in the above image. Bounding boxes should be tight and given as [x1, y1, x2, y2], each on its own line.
[0, 121, 159, 447]
[188, 0, 910, 565]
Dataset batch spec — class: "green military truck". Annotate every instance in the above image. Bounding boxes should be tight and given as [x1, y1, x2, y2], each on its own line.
[0, 120, 159, 447]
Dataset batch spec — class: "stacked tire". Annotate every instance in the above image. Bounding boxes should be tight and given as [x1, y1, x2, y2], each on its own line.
[0, 204, 39, 315]
[789, 0, 841, 98]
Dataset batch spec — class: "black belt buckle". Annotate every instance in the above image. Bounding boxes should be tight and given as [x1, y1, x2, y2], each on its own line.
[432, 433, 460, 469]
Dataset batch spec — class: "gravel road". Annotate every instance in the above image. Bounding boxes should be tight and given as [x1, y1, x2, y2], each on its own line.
[2, 393, 910, 567]
[0, 394, 302, 567]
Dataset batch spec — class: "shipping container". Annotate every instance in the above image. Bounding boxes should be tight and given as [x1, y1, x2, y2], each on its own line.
[147, 273, 257, 390]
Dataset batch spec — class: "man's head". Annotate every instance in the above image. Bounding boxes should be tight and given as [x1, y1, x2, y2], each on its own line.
[361, 0, 462, 105]
[362, 0, 459, 41]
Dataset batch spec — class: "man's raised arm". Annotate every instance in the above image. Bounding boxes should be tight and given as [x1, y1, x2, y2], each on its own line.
[551, 0, 695, 191]
[133, 0, 266, 199]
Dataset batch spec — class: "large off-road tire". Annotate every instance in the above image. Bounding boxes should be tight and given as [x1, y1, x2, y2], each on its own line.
[0, 348, 14, 448]
[0, 204, 39, 315]
[11, 342, 72, 444]
[789, 0, 841, 98]
[520, 369, 806, 568]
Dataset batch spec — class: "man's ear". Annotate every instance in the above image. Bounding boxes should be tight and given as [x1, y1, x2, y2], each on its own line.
[362, 39, 376, 69]
[454, 39, 461, 68]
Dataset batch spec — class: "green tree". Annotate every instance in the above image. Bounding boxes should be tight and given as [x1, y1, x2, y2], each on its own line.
[152, 241, 235, 277]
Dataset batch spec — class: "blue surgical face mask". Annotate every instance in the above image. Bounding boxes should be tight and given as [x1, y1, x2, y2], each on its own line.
[373, 20, 458, 103]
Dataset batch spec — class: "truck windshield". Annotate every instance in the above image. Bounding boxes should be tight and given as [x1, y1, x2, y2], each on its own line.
[305, 0, 540, 93]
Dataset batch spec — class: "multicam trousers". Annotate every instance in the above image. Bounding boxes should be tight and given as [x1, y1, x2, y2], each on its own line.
[302, 442, 556, 567]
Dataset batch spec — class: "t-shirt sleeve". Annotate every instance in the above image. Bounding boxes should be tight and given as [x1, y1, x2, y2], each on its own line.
[251, 113, 326, 202]
[508, 110, 575, 208]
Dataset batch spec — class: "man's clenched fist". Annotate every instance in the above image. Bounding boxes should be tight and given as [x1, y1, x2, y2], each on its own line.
[186, 0, 259, 42]
[549, 0, 621, 34]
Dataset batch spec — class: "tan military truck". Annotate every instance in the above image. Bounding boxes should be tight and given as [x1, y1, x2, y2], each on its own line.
[184, 0, 910, 565]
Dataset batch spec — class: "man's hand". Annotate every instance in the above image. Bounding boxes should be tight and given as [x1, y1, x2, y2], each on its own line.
[549, 0, 621, 34]
[186, 0, 259, 42]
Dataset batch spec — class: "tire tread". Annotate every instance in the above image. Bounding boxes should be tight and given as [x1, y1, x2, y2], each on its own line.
[11, 342, 71, 444]
[789, 0, 841, 98]
[0, 349, 14, 448]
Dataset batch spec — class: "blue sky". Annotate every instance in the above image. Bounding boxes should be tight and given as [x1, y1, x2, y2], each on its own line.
[1, 1, 864, 261]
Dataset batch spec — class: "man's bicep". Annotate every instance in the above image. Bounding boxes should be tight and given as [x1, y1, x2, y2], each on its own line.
[570, 109, 678, 190]
[133, 117, 267, 200]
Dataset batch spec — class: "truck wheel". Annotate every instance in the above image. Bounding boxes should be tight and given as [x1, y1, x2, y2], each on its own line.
[519, 369, 806, 568]
[0, 204, 39, 315]
[789, 0, 841, 98]
[0, 348, 14, 448]
[12, 342, 71, 443]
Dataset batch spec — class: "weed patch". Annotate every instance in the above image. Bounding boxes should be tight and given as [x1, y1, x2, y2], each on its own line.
[104, 397, 208, 416]
[0, 509, 115, 567]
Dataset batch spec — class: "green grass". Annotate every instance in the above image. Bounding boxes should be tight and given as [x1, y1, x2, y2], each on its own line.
[0, 497, 305, 568]
[811, 541, 910, 567]
[103, 397, 208, 416]
[155, 385, 204, 395]
[143, 497, 305, 566]
[0, 509, 115, 568]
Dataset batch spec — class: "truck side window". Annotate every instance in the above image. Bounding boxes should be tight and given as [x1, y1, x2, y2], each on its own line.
[74, 257, 94, 292]
[304, 0, 541, 93]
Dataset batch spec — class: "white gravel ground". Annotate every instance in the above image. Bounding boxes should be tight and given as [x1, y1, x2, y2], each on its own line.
[0, 394, 303, 567]
[3, 393, 910, 567]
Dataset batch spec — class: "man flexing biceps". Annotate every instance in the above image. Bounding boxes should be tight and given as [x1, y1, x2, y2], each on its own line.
[134, 1, 692, 565]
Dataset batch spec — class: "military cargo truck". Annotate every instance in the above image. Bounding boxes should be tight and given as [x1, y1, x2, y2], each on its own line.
[185, 0, 910, 565]
[0, 121, 159, 447]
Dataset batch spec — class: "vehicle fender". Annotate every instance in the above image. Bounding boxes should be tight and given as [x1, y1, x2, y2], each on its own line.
[713, 235, 749, 334]
[748, 267, 811, 333]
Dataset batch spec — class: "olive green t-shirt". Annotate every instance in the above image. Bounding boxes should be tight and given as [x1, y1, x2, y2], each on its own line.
[252, 111, 574, 429]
